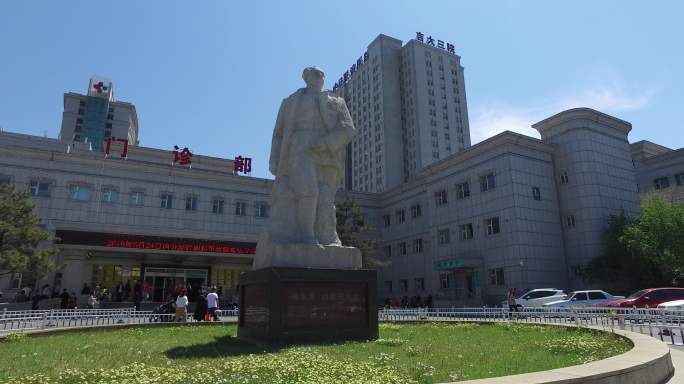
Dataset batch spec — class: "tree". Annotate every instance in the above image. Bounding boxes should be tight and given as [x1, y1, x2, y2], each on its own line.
[584, 197, 684, 291]
[0, 183, 57, 283]
[335, 196, 384, 269]
[622, 197, 684, 286]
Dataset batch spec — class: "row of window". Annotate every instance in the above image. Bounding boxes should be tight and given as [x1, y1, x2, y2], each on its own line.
[27, 180, 268, 217]
[384, 277, 425, 294]
[384, 217, 501, 258]
[653, 173, 684, 190]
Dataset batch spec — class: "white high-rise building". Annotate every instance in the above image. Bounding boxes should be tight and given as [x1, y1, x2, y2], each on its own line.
[334, 33, 471, 192]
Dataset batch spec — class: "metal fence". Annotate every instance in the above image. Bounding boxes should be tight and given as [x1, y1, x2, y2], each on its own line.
[0, 308, 239, 333]
[379, 307, 684, 345]
[5, 306, 684, 346]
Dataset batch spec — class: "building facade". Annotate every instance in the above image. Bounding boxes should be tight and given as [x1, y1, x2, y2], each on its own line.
[0, 131, 270, 302]
[2, 107, 683, 305]
[59, 78, 139, 151]
[335, 33, 470, 193]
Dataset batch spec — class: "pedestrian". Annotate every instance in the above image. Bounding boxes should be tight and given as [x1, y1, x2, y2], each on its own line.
[68, 292, 77, 309]
[124, 280, 131, 301]
[508, 288, 518, 317]
[115, 282, 124, 302]
[194, 293, 208, 322]
[207, 287, 220, 321]
[87, 292, 98, 309]
[142, 280, 150, 301]
[59, 289, 70, 309]
[175, 289, 189, 322]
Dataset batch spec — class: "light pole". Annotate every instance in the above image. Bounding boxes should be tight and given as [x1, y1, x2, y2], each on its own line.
[519, 259, 524, 292]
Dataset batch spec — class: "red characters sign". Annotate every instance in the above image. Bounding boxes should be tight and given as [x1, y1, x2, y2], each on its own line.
[173, 146, 193, 166]
[104, 137, 129, 158]
[234, 156, 252, 175]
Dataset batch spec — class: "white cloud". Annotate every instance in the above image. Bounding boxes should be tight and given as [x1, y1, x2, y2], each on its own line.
[470, 82, 657, 144]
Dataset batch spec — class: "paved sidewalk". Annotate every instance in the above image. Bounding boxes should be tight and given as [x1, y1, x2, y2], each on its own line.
[666, 346, 684, 383]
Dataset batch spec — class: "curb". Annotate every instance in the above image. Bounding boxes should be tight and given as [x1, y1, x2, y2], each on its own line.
[450, 327, 673, 384]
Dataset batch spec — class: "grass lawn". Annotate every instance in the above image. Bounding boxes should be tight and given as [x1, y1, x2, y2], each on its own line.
[0, 322, 631, 384]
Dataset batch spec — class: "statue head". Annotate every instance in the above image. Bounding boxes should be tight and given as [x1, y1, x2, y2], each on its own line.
[302, 66, 325, 92]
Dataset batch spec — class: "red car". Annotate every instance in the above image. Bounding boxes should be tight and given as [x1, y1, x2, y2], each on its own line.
[605, 287, 684, 308]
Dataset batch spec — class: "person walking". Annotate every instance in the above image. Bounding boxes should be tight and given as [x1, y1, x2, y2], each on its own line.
[175, 289, 189, 322]
[507, 288, 518, 318]
[59, 289, 69, 309]
[207, 287, 220, 321]
[194, 293, 208, 322]
[142, 280, 150, 301]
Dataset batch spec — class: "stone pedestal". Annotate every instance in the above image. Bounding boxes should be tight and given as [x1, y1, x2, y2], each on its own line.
[237, 267, 378, 344]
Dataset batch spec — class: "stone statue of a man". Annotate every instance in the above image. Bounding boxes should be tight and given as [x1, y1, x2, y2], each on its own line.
[253, 67, 360, 270]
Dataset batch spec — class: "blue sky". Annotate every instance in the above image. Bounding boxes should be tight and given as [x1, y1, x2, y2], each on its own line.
[1, 1, 682, 178]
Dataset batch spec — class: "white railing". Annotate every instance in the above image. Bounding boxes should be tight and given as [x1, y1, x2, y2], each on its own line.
[378, 307, 684, 345]
[4, 306, 684, 346]
[0, 308, 239, 333]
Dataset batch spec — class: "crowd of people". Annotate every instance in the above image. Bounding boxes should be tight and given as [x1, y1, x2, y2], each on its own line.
[383, 295, 433, 309]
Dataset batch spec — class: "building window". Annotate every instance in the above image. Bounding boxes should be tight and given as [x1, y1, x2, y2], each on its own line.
[412, 238, 424, 253]
[382, 215, 391, 227]
[101, 187, 118, 203]
[79, 100, 85, 107]
[68, 184, 92, 201]
[160, 193, 173, 209]
[400, 279, 409, 293]
[130, 191, 143, 207]
[411, 204, 422, 218]
[384, 245, 392, 258]
[185, 195, 198, 211]
[235, 201, 247, 216]
[399, 242, 407, 255]
[485, 217, 500, 235]
[489, 268, 505, 286]
[28, 180, 50, 197]
[212, 199, 225, 214]
[676, 173, 684, 186]
[414, 278, 425, 291]
[384, 281, 393, 293]
[438, 229, 450, 245]
[460, 223, 474, 240]
[256, 202, 269, 218]
[396, 209, 406, 223]
[532, 186, 541, 201]
[440, 271, 453, 289]
[654, 177, 670, 190]
[559, 171, 569, 185]
[566, 215, 576, 228]
[434, 189, 448, 206]
[0, 176, 11, 185]
[479, 173, 496, 192]
[456, 182, 470, 199]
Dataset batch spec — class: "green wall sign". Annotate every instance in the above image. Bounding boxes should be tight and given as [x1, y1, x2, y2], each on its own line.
[432, 258, 464, 270]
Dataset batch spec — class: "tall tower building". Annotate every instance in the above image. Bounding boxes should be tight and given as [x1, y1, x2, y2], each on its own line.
[334, 33, 471, 192]
[59, 77, 139, 151]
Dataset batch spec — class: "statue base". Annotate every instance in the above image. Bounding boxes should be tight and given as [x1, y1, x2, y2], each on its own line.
[252, 243, 362, 270]
[237, 267, 378, 345]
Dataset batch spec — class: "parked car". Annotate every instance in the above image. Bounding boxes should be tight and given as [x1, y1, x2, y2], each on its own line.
[606, 288, 684, 308]
[657, 300, 684, 310]
[501, 288, 566, 308]
[543, 290, 624, 307]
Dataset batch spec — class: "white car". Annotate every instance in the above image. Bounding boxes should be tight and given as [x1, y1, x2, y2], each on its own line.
[543, 290, 624, 307]
[502, 288, 567, 308]
[657, 300, 684, 310]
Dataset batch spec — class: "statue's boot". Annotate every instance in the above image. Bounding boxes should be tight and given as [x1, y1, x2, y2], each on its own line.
[297, 196, 318, 244]
[315, 187, 342, 246]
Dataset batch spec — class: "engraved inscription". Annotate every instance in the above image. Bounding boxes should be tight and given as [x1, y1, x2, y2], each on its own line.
[282, 282, 367, 331]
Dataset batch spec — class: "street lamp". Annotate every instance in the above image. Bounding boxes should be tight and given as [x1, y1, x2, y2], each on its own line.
[519, 259, 524, 292]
